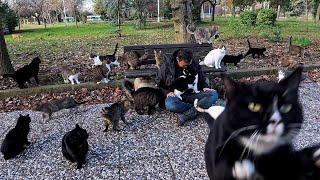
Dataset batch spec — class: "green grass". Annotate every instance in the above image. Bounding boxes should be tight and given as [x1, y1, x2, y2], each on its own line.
[201, 17, 319, 46]
[4, 18, 319, 65]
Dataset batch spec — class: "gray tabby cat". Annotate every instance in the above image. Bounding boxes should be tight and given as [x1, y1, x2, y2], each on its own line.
[119, 50, 149, 70]
[34, 97, 84, 119]
[60, 65, 80, 85]
[101, 99, 132, 132]
[186, 24, 219, 44]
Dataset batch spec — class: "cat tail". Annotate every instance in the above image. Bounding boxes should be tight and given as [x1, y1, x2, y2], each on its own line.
[113, 43, 119, 56]
[122, 79, 135, 96]
[186, 24, 195, 35]
[247, 39, 251, 49]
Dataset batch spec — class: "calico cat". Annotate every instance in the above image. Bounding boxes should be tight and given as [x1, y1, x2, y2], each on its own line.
[34, 97, 84, 119]
[222, 54, 244, 66]
[1, 114, 31, 160]
[134, 76, 157, 91]
[62, 124, 88, 169]
[244, 39, 267, 58]
[101, 100, 131, 132]
[203, 67, 311, 180]
[3, 57, 41, 88]
[123, 79, 165, 115]
[92, 60, 110, 84]
[89, 43, 120, 67]
[154, 50, 164, 69]
[119, 50, 149, 70]
[171, 66, 199, 100]
[186, 24, 219, 44]
[60, 65, 80, 85]
[289, 36, 305, 57]
[200, 46, 226, 69]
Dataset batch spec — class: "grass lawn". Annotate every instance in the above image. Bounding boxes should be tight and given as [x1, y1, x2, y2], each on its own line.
[5, 17, 319, 64]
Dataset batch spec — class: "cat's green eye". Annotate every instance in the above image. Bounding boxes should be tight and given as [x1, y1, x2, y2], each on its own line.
[280, 104, 292, 113]
[249, 103, 262, 112]
[248, 103, 262, 112]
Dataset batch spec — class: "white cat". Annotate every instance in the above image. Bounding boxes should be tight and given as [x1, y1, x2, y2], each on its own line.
[200, 46, 226, 69]
[194, 99, 225, 120]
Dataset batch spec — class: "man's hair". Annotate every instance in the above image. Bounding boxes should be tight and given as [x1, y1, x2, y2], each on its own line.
[177, 49, 193, 63]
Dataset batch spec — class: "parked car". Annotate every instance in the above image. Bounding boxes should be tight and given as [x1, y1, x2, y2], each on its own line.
[87, 15, 102, 22]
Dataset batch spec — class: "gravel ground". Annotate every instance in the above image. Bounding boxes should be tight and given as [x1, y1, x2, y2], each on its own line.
[0, 82, 320, 179]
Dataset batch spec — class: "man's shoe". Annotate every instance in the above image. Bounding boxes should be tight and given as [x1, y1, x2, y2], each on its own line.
[177, 107, 198, 126]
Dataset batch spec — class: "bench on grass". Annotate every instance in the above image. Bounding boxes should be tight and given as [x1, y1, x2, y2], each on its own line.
[123, 43, 226, 78]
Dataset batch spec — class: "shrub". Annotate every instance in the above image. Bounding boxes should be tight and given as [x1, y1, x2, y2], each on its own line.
[294, 37, 312, 47]
[258, 25, 283, 42]
[240, 11, 257, 26]
[257, 9, 277, 26]
[0, 2, 18, 33]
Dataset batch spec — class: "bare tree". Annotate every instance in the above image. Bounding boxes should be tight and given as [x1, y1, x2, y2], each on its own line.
[29, 0, 46, 25]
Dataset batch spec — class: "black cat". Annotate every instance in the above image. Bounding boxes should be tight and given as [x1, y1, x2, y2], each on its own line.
[204, 67, 320, 179]
[222, 54, 244, 66]
[62, 124, 88, 169]
[244, 39, 266, 58]
[123, 79, 165, 115]
[1, 114, 31, 160]
[3, 57, 41, 88]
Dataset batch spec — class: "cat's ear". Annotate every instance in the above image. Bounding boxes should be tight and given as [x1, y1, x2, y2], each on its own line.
[222, 74, 241, 100]
[278, 66, 303, 94]
[75, 124, 80, 129]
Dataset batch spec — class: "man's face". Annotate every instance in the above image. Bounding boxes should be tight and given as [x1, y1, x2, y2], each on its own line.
[177, 59, 191, 69]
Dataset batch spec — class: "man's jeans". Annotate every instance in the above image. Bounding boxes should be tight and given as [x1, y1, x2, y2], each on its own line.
[165, 90, 218, 113]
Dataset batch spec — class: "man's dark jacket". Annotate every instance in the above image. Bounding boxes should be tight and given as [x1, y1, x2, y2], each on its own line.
[155, 49, 208, 95]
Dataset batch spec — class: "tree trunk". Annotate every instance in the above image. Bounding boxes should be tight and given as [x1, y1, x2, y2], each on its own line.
[316, 3, 320, 22]
[171, 0, 194, 43]
[277, 5, 281, 19]
[36, 16, 41, 25]
[0, 29, 14, 75]
[192, 0, 202, 23]
[211, 4, 215, 21]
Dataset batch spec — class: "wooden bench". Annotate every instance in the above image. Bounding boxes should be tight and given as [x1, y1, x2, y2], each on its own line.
[123, 43, 226, 78]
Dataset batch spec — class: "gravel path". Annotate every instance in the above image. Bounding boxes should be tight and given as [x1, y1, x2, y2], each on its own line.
[0, 82, 320, 179]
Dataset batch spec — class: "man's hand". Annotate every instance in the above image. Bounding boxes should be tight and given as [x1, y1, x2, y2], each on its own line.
[203, 88, 214, 92]
[167, 92, 176, 97]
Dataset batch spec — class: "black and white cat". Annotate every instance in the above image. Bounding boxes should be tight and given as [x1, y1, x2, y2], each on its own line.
[1, 114, 31, 160]
[62, 124, 88, 169]
[244, 39, 267, 58]
[200, 46, 226, 69]
[90, 43, 120, 68]
[203, 67, 320, 179]
[171, 66, 199, 100]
